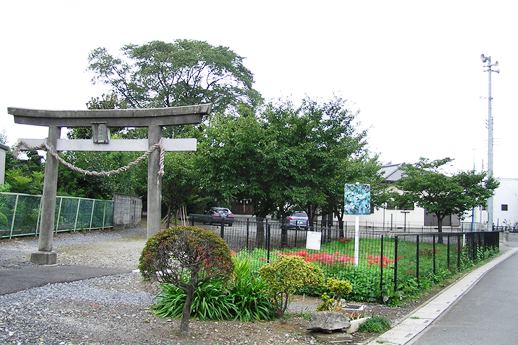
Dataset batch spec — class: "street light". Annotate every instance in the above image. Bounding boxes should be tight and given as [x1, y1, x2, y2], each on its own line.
[481, 54, 499, 230]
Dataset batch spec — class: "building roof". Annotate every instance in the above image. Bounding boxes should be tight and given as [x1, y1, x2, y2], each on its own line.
[380, 163, 405, 182]
[0, 143, 8, 152]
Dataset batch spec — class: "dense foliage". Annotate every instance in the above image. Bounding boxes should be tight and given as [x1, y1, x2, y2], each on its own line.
[258, 255, 324, 316]
[398, 158, 498, 233]
[358, 316, 391, 333]
[152, 257, 275, 322]
[139, 226, 233, 334]
[88, 39, 261, 113]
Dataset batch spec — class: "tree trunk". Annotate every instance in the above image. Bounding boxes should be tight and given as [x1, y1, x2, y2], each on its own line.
[335, 209, 345, 238]
[256, 216, 265, 248]
[165, 206, 172, 228]
[180, 286, 194, 335]
[281, 225, 288, 248]
[437, 216, 444, 244]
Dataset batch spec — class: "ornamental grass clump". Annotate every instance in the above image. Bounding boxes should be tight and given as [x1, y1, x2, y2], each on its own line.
[259, 255, 324, 317]
[139, 226, 233, 335]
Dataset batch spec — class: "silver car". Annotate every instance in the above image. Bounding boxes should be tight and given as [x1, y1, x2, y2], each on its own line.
[283, 210, 309, 230]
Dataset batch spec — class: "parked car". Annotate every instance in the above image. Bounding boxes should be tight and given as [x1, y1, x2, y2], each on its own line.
[204, 207, 235, 226]
[283, 210, 309, 230]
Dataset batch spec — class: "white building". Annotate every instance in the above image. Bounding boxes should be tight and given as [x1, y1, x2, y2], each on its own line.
[493, 178, 518, 227]
[0, 143, 8, 185]
[342, 163, 460, 230]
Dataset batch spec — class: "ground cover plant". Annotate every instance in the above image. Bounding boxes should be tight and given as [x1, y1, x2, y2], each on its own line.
[238, 235, 499, 304]
[152, 256, 275, 322]
[358, 316, 391, 333]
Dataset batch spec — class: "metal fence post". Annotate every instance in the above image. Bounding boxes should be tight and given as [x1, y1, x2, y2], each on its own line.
[89, 200, 96, 231]
[55, 197, 63, 233]
[266, 223, 271, 263]
[447, 235, 451, 270]
[380, 234, 384, 302]
[102, 201, 107, 229]
[416, 235, 420, 287]
[457, 234, 461, 271]
[35, 196, 43, 236]
[220, 219, 225, 239]
[432, 234, 436, 276]
[73, 198, 81, 231]
[9, 194, 20, 239]
[246, 218, 250, 251]
[393, 236, 399, 293]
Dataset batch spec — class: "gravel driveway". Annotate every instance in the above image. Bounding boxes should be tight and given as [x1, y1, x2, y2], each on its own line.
[0, 227, 323, 345]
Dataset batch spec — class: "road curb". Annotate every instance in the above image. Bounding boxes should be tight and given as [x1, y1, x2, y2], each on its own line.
[366, 247, 518, 345]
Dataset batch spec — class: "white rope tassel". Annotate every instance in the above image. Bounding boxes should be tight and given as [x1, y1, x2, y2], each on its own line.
[15, 140, 166, 178]
[158, 139, 165, 177]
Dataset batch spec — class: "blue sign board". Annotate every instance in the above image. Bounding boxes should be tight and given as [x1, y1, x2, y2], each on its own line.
[344, 184, 371, 215]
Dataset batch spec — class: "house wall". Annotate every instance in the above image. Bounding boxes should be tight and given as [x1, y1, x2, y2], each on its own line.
[342, 206, 426, 229]
[493, 178, 518, 227]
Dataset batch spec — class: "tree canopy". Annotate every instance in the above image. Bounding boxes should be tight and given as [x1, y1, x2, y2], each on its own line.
[88, 39, 262, 113]
[397, 158, 499, 232]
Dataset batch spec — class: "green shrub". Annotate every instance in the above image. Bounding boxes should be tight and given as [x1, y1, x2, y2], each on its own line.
[259, 255, 324, 316]
[153, 257, 275, 322]
[326, 267, 381, 302]
[358, 316, 391, 333]
[139, 226, 234, 334]
[317, 278, 353, 311]
[231, 256, 276, 321]
[153, 280, 236, 320]
[326, 278, 353, 300]
[317, 293, 336, 311]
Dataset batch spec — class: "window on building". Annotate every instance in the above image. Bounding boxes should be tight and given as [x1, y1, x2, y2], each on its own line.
[501, 204, 508, 211]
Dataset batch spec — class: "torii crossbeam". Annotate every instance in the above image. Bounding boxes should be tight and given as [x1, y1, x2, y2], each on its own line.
[8, 104, 211, 265]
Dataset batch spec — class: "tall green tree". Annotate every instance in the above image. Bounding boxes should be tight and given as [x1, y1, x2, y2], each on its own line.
[4, 136, 45, 194]
[398, 158, 499, 237]
[200, 97, 378, 244]
[88, 39, 262, 113]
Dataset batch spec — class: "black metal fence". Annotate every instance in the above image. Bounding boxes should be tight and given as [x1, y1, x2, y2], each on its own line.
[190, 215, 500, 303]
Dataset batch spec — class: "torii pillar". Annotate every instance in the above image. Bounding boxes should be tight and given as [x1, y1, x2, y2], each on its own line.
[8, 105, 210, 264]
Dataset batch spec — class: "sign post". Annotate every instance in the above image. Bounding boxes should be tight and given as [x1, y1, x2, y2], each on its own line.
[344, 183, 371, 266]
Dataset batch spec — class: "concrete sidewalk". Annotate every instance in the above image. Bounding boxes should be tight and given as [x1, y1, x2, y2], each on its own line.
[368, 237, 518, 345]
[0, 265, 129, 295]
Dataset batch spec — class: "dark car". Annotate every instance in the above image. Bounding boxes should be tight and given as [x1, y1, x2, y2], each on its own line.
[283, 210, 309, 230]
[204, 207, 235, 226]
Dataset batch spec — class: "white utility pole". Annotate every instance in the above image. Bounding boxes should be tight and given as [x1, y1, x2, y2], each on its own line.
[481, 54, 499, 231]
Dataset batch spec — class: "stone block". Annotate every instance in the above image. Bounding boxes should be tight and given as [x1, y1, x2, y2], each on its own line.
[30, 251, 57, 265]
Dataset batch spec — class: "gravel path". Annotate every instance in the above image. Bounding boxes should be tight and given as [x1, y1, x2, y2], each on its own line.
[0, 227, 322, 345]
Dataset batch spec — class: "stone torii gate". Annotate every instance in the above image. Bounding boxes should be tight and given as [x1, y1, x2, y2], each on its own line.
[8, 105, 211, 265]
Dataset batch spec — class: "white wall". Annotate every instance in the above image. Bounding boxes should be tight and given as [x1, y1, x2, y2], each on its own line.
[342, 207, 426, 229]
[493, 178, 518, 227]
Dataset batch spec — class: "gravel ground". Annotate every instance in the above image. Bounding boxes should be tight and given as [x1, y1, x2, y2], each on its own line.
[0, 226, 413, 345]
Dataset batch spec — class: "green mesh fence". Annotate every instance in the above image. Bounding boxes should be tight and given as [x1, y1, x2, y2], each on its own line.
[0, 192, 114, 239]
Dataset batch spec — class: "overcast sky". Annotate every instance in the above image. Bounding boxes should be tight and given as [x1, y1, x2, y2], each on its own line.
[1, 0, 516, 178]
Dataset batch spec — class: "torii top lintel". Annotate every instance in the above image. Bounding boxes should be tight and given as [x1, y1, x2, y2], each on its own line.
[7, 104, 211, 127]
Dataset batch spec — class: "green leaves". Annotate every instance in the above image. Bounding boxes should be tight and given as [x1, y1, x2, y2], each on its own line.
[153, 256, 275, 322]
[398, 158, 499, 231]
[259, 255, 325, 316]
[88, 39, 262, 113]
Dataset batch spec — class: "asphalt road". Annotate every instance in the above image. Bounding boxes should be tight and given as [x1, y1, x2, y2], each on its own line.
[0, 265, 129, 295]
[412, 234, 518, 345]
